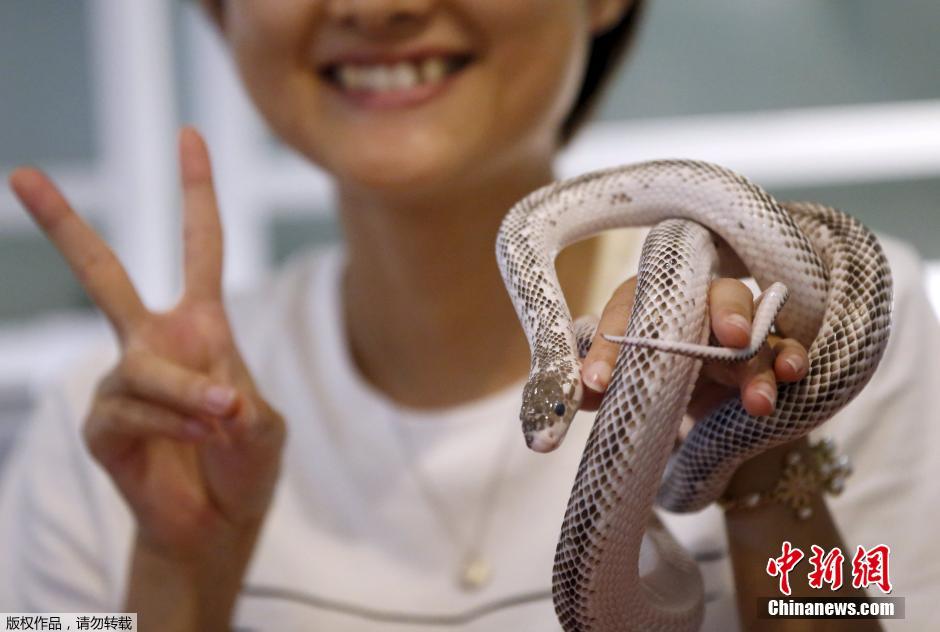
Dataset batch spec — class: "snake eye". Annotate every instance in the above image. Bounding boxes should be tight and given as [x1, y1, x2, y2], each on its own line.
[553, 402, 566, 416]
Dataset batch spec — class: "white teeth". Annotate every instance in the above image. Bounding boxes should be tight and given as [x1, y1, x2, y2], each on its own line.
[421, 57, 446, 84]
[332, 56, 463, 92]
[389, 61, 419, 90]
[362, 66, 392, 91]
[338, 65, 364, 91]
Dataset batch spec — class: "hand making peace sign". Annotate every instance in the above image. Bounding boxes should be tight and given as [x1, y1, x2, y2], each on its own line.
[8, 128, 285, 561]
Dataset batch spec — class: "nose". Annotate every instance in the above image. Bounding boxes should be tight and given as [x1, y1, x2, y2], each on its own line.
[325, 0, 433, 34]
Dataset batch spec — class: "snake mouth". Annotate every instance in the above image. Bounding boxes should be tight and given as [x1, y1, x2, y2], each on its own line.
[525, 425, 569, 453]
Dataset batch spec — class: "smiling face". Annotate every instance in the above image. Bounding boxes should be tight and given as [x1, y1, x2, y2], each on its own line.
[204, 1, 628, 195]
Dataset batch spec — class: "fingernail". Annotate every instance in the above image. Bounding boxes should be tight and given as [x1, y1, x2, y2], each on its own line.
[785, 355, 804, 375]
[753, 382, 777, 409]
[725, 313, 751, 335]
[183, 420, 208, 439]
[205, 385, 236, 414]
[583, 361, 612, 392]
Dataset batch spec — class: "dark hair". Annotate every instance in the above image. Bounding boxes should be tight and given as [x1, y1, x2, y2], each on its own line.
[561, 0, 646, 146]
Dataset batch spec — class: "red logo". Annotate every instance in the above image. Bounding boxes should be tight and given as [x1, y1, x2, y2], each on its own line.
[766, 540, 805, 595]
[766, 542, 892, 595]
[807, 545, 845, 590]
[851, 544, 893, 594]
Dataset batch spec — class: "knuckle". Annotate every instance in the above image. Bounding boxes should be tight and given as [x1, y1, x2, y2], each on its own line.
[180, 374, 208, 409]
[117, 351, 145, 385]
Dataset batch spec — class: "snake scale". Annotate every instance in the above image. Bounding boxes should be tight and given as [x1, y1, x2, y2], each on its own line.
[495, 160, 893, 631]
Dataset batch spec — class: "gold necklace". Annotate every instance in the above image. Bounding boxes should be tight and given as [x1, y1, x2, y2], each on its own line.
[389, 411, 517, 591]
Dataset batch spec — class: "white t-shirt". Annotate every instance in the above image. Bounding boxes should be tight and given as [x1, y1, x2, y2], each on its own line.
[0, 233, 938, 631]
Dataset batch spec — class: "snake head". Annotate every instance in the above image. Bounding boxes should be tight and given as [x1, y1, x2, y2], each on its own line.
[520, 370, 581, 453]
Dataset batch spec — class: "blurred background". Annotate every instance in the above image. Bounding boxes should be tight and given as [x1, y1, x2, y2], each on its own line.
[1, 0, 939, 464]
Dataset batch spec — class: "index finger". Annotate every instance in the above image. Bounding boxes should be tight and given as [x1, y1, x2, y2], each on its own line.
[8, 167, 146, 336]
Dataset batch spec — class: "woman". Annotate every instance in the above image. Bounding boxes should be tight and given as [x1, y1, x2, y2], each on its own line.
[2, 1, 937, 630]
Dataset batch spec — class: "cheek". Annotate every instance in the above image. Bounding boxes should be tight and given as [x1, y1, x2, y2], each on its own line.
[481, 2, 591, 150]
[228, 2, 309, 77]
[227, 2, 327, 153]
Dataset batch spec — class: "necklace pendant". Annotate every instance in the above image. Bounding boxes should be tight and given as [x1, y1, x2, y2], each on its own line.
[459, 556, 491, 591]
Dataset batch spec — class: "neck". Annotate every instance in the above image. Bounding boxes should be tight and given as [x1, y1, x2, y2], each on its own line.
[338, 159, 601, 409]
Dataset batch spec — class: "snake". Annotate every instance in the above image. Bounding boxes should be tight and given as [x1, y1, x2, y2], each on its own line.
[495, 160, 893, 631]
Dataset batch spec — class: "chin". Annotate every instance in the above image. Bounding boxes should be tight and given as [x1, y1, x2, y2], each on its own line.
[335, 141, 473, 195]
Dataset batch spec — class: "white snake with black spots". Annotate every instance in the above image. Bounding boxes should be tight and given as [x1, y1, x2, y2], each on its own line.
[495, 160, 892, 631]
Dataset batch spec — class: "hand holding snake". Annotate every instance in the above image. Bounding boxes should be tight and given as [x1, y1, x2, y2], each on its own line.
[497, 159, 892, 631]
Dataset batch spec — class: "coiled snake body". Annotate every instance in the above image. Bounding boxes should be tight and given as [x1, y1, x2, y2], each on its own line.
[495, 160, 892, 631]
